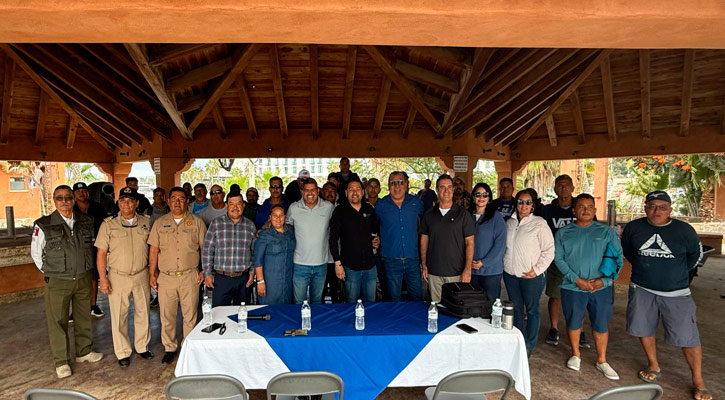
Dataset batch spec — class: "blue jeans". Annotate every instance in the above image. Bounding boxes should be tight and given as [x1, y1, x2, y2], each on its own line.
[384, 257, 423, 302]
[344, 266, 377, 303]
[503, 272, 546, 353]
[472, 274, 502, 302]
[293, 264, 327, 304]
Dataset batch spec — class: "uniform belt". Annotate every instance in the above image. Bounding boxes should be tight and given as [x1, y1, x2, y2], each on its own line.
[159, 268, 196, 276]
[110, 268, 147, 277]
[215, 270, 248, 278]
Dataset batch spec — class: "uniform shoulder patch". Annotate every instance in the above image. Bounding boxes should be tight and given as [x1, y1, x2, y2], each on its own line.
[104, 216, 113, 223]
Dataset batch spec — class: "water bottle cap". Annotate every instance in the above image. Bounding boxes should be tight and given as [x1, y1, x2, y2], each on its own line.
[357, 299, 362, 303]
[303, 300, 308, 304]
[241, 302, 245, 305]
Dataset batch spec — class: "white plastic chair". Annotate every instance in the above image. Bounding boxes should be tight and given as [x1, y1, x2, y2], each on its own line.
[424, 369, 514, 400]
[25, 388, 99, 400]
[587, 383, 663, 400]
[165, 374, 249, 400]
[266, 371, 344, 400]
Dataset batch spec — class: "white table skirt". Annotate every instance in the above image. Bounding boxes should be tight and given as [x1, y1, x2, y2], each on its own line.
[175, 305, 531, 399]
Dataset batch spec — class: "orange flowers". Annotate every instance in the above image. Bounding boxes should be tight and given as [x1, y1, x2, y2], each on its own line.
[638, 162, 647, 168]
[682, 165, 692, 170]
[672, 160, 686, 166]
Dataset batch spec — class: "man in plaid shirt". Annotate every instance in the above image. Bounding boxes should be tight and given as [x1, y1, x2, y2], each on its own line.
[202, 191, 257, 306]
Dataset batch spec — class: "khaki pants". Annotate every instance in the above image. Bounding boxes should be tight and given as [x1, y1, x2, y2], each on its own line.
[43, 272, 93, 367]
[107, 269, 151, 359]
[158, 271, 199, 352]
[428, 274, 461, 303]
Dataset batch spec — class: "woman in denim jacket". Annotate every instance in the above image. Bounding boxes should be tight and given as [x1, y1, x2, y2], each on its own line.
[253, 204, 296, 304]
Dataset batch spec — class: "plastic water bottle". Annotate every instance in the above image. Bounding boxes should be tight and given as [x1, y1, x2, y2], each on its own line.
[237, 302, 248, 333]
[301, 300, 312, 330]
[201, 288, 213, 326]
[428, 302, 438, 333]
[492, 298, 503, 328]
[355, 300, 365, 330]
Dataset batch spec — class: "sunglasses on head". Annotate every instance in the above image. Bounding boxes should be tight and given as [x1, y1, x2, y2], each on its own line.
[473, 192, 489, 198]
[517, 199, 534, 205]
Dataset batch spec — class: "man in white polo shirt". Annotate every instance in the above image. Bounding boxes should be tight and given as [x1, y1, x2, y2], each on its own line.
[286, 178, 334, 304]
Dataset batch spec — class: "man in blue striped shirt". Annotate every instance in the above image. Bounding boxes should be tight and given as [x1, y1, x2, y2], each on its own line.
[202, 191, 257, 307]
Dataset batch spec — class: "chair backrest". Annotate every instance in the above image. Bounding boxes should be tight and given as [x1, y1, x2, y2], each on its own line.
[587, 384, 663, 400]
[266, 371, 344, 400]
[25, 388, 99, 400]
[165, 374, 248, 400]
[431, 369, 514, 400]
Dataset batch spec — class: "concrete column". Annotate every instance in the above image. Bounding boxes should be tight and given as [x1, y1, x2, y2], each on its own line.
[436, 156, 476, 191]
[154, 157, 191, 191]
[494, 160, 528, 191]
[715, 173, 725, 220]
[559, 159, 579, 189]
[593, 158, 608, 220]
[95, 162, 133, 195]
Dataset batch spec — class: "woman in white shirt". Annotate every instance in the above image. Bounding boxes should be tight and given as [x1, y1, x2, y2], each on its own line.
[503, 188, 555, 355]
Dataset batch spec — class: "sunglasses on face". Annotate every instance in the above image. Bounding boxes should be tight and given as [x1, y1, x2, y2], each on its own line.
[388, 180, 405, 187]
[54, 196, 74, 202]
[473, 192, 490, 198]
[645, 204, 669, 212]
[269, 185, 283, 189]
[210, 190, 224, 195]
[517, 199, 534, 205]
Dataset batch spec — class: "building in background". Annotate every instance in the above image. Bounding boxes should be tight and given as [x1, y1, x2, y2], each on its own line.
[0, 162, 65, 228]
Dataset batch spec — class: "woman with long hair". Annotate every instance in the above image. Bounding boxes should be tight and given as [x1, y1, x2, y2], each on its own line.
[503, 188, 555, 355]
[253, 204, 296, 304]
[469, 182, 507, 300]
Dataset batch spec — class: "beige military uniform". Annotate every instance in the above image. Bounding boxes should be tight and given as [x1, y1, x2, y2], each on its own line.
[147, 212, 207, 352]
[95, 213, 151, 360]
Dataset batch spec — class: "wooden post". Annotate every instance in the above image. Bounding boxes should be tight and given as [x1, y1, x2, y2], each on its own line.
[715, 173, 725, 220]
[593, 158, 608, 220]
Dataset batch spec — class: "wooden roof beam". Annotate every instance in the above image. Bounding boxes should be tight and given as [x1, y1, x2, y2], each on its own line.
[501, 104, 549, 146]
[570, 88, 586, 144]
[394, 59, 459, 93]
[1, 57, 15, 145]
[512, 49, 613, 148]
[234, 75, 257, 139]
[363, 45, 441, 132]
[178, 94, 205, 113]
[439, 48, 494, 137]
[83, 44, 160, 105]
[309, 44, 319, 140]
[545, 115, 557, 147]
[165, 57, 232, 93]
[34, 91, 48, 146]
[211, 104, 227, 139]
[150, 44, 215, 67]
[405, 46, 472, 69]
[77, 109, 128, 148]
[342, 46, 357, 139]
[402, 103, 417, 139]
[600, 54, 617, 142]
[0, 44, 113, 152]
[125, 43, 191, 140]
[639, 49, 651, 139]
[422, 94, 448, 114]
[372, 75, 391, 139]
[680, 49, 695, 137]
[66, 115, 78, 149]
[268, 44, 288, 139]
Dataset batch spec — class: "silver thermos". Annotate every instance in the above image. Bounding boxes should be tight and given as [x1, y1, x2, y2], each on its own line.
[502, 301, 514, 330]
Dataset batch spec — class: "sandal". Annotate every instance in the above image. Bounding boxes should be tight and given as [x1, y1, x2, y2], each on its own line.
[638, 369, 661, 383]
[693, 388, 712, 400]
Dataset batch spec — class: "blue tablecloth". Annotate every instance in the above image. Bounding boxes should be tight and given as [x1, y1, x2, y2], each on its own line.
[229, 302, 458, 400]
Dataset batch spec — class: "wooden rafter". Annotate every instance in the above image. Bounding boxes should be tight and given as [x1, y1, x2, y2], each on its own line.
[268, 44, 288, 139]
[545, 115, 557, 146]
[0, 44, 113, 152]
[405, 46, 472, 69]
[1, 57, 15, 145]
[150, 44, 215, 67]
[680, 49, 695, 137]
[166, 57, 232, 93]
[500, 104, 550, 146]
[363, 45, 441, 132]
[394, 59, 459, 93]
[34, 91, 48, 146]
[373, 75, 391, 139]
[178, 94, 205, 113]
[342, 46, 358, 139]
[187, 44, 261, 135]
[477, 49, 521, 85]
[512, 49, 613, 148]
[78, 109, 128, 148]
[234, 75, 257, 139]
[457, 49, 583, 138]
[83, 44, 160, 105]
[438, 48, 494, 137]
[402, 103, 417, 138]
[66, 115, 78, 149]
[570, 88, 586, 144]
[309, 44, 319, 139]
[600, 54, 617, 142]
[211, 104, 227, 139]
[125, 43, 192, 140]
[422, 94, 448, 113]
[639, 49, 651, 139]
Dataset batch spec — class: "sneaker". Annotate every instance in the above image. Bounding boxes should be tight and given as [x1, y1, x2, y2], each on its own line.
[566, 355, 581, 371]
[580, 332, 592, 349]
[68, 314, 74, 324]
[76, 351, 103, 363]
[56, 364, 72, 379]
[150, 295, 159, 308]
[91, 305, 105, 318]
[596, 362, 620, 380]
[545, 328, 559, 345]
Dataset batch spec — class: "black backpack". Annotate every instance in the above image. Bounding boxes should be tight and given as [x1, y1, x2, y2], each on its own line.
[439, 281, 492, 319]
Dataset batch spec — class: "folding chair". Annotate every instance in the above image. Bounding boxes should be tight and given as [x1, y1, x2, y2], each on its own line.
[424, 369, 514, 400]
[25, 388, 99, 400]
[587, 383, 663, 400]
[266, 371, 344, 400]
[165, 374, 249, 400]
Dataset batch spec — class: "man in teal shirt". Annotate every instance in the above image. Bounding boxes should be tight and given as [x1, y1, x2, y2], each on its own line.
[554, 194, 622, 380]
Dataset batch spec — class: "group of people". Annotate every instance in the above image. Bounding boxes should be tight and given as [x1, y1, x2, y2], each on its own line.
[28, 158, 711, 400]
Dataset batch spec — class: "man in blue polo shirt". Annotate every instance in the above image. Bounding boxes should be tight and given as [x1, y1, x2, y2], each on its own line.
[376, 171, 424, 301]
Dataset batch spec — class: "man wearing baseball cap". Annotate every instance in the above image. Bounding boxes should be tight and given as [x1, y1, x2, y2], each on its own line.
[283, 169, 311, 205]
[621, 190, 710, 400]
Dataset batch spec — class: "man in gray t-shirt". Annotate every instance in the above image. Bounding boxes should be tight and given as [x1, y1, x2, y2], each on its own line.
[286, 178, 334, 304]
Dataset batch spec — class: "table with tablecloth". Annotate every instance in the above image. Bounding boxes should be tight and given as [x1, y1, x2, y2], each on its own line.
[175, 302, 531, 400]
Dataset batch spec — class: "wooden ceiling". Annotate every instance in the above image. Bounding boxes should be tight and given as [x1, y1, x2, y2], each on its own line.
[1, 44, 724, 162]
